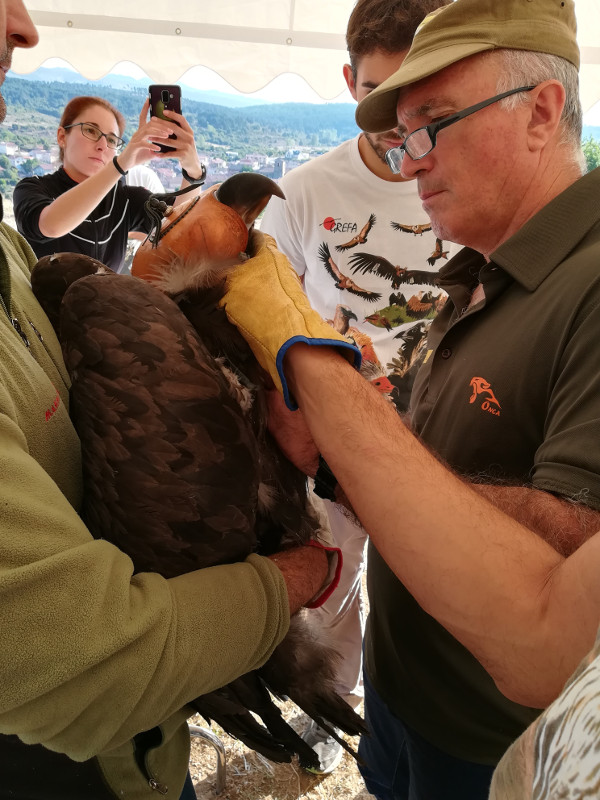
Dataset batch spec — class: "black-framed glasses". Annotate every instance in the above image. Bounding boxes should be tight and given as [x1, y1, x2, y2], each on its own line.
[385, 85, 536, 174]
[63, 122, 125, 151]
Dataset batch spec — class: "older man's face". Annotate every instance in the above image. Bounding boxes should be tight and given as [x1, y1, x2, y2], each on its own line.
[0, 0, 38, 123]
[394, 55, 537, 256]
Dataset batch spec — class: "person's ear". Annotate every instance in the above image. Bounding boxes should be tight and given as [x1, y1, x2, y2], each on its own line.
[56, 126, 66, 149]
[527, 80, 565, 151]
[343, 63, 358, 102]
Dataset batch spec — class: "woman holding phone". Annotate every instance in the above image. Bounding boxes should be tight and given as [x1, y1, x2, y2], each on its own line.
[13, 93, 204, 273]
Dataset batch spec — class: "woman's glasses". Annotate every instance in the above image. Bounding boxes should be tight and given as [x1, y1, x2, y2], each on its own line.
[63, 122, 125, 151]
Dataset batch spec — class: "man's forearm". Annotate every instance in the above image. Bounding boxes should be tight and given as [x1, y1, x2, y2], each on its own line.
[471, 483, 600, 556]
[284, 344, 600, 706]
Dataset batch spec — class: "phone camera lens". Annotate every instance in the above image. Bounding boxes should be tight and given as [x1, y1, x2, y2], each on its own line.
[161, 90, 170, 103]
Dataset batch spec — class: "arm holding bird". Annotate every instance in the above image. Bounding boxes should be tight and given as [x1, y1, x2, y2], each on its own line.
[221, 236, 600, 709]
[0, 305, 292, 768]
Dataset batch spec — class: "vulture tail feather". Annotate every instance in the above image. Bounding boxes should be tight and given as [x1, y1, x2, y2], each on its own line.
[192, 672, 321, 769]
[259, 615, 368, 762]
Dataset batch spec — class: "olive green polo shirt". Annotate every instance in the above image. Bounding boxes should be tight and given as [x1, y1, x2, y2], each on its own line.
[365, 167, 600, 764]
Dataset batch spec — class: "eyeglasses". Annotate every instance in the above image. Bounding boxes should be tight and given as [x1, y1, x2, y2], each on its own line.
[385, 85, 536, 174]
[63, 122, 125, 151]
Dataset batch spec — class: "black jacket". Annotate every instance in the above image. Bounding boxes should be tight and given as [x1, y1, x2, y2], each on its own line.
[13, 168, 155, 272]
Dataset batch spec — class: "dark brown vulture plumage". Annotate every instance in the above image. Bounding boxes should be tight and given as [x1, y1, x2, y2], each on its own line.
[30, 172, 366, 770]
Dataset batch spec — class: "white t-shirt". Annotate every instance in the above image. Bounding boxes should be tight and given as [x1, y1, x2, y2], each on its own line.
[490, 627, 600, 799]
[125, 164, 164, 194]
[261, 135, 453, 410]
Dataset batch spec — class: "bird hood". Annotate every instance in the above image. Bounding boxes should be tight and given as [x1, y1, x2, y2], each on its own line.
[131, 173, 284, 291]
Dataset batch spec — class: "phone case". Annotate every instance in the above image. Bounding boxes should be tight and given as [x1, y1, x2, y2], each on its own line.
[148, 84, 182, 153]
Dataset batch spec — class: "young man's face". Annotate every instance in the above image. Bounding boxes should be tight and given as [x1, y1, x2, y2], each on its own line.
[344, 49, 408, 165]
[0, 0, 38, 122]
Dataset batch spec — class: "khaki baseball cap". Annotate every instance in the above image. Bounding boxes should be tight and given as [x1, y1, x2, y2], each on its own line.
[355, 0, 579, 133]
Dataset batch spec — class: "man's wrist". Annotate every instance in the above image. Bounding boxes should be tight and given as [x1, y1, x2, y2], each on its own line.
[284, 342, 348, 409]
[269, 546, 328, 614]
[280, 340, 360, 411]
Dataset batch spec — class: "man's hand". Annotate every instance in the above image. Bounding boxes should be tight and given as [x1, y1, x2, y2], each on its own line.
[268, 546, 329, 614]
[266, 389, 319, 476]
[220, 232, 360, 408]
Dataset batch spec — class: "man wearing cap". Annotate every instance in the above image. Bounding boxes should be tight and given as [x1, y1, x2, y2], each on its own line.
[219, 0, 600, 797]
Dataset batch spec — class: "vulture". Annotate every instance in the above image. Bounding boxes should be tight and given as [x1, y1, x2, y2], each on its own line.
[389, 221, 432, 235]
[348, 251, 408, 290]
[334, 212, 376, 251]
[31, 172, 366, 770]
[427, 237, 449, 266]
[317, 241, 382, 302]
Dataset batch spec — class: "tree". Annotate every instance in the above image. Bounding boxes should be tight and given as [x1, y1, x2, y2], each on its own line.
[20, 158, 41, 177]
[0, 161, 19, 186]
[582, 137, 600, 173]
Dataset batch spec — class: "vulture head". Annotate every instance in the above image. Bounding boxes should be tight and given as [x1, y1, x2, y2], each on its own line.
[131, 172, 285, 293]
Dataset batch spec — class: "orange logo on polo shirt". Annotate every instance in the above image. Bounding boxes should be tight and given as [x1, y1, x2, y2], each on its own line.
[469, 377, 501, 417]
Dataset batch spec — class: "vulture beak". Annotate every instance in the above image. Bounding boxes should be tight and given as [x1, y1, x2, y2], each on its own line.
[215, 172, 285, 229]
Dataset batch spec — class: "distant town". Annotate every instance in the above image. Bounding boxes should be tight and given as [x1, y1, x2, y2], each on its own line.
[0, 137, 318, 193]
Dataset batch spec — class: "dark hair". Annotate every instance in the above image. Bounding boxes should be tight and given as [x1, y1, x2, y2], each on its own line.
[346, 0, 449, 77]
[58, 95, 126, 160]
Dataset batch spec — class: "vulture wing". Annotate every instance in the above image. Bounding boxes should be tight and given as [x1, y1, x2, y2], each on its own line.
[348, 251, 398, 281]
[59, 272, 261, 576]
[402, 268, 441, 287]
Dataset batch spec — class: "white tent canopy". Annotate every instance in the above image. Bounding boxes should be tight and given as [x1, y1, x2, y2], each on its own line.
[13, 1, 356, 101]
[11, 0, 600, 113]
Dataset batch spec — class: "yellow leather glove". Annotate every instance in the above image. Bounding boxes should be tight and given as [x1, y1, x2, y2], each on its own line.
[220, 232, 361, 409]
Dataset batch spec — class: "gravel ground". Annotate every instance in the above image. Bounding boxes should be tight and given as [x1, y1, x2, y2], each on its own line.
[188, 705, 373, 800]
[188, 573, 373, 799]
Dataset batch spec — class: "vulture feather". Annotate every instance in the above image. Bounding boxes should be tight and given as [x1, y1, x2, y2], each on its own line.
[31, 172, 366, 770]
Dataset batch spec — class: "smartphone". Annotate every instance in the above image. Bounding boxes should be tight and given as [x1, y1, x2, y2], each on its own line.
[148, 84, 182, 153]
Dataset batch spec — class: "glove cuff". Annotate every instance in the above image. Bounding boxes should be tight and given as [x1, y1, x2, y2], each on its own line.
[276, 336, 362, 410]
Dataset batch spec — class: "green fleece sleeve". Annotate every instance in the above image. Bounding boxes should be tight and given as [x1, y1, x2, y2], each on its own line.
[1, 221, 38, 276]
[0, 404, 290, 761]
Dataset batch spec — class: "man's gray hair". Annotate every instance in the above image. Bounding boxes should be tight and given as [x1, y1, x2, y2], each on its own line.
[485, 50, 583, 160]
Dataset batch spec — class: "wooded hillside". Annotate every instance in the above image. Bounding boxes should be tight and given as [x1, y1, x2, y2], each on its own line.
[2, 76, 360, 154]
